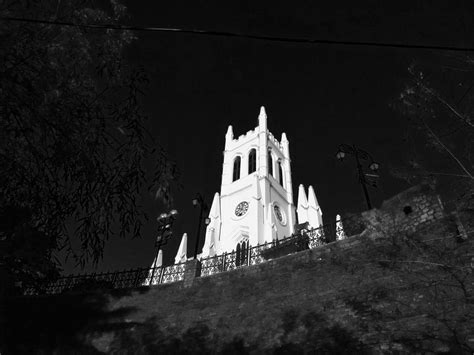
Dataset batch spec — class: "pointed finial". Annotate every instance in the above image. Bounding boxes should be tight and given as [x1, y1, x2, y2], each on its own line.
[154, 249, 163, 268]
[297, 184, 309, 224]
[209, 192, 221, 219]
[308, 186, 320, 210]
[281, 132, 288, 143]
[297, 184, 308, 207]
[258, 106, 267, 130]
[174, 233, 188, 264]
[307, 185, 323, 228]
[226, 125, 234, 139]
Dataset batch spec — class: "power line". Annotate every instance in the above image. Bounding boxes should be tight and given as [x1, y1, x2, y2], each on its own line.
[2, 16, 474, 53]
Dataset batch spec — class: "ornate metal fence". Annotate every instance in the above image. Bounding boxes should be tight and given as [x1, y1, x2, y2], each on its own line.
[23, 217, 359, 296]
[23, 261, 187, 296]
[200, 221, 342, 277]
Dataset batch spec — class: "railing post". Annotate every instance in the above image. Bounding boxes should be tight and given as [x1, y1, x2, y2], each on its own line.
[64, 274, 73, 290]
[149, 265, 156, 286]
[111, 272, 118, 287]
[183, 259, 201, 288]
[247, 242, 251, 266]
[133, 268, 141, 287]
[158, 267, 164, 284]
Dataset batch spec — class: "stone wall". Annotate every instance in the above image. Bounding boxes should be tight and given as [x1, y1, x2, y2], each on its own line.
[341, 183, 445, 238]
[87, 184, 473, 354]
[5, 184, 472, 354]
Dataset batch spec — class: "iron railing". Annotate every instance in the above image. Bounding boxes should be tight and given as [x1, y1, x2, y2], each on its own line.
[200, 221, 337, 277]
[22, 217, 359, 296]
[23, 261, 187, 296]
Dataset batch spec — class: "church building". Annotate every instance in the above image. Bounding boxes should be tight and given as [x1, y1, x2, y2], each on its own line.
[195, 106, 323, 260]
[164, 107, 324, 267]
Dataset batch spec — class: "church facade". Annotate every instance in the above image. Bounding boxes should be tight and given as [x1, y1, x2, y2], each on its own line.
[197, 106, 323, 259]
[147, 106, 326, 268]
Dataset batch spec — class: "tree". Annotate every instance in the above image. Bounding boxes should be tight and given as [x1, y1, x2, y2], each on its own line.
[0, 205, 59, 297]
[0, 0, 178, 291]
[391, 55, 474, 196]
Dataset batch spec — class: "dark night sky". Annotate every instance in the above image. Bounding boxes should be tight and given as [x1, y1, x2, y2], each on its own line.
[66, 1, 474, 273]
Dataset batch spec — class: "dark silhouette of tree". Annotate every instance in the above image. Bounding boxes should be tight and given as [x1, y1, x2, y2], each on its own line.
[391, 56, 474, 195]
[1, 287, 138, 354]
[0, 206, 60, 298]
[0, 0, 179, 292]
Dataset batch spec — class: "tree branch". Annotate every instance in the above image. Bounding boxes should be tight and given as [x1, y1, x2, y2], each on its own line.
[422, 120, 474, 179]
[416, 79, 474, 129]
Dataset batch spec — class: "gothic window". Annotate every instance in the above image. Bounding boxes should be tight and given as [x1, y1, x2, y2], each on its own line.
[235, 240, 249, 267]
[278, 160, 284, 187]
[268, 151, 273, 177]
[248, 149, 257, 174]
[233, 156, 241, 182]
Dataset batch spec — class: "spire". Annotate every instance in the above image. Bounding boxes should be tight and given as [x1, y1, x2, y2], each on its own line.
[209, 192, 221, 219]
[297, 184, 309, 224]
[143, 249, 163, 286]
[258, 106, 267, 131]
[281, 132, 290, 159]
[226, 125, 234, 140]
[307, 186, 319, 209]
[335, 214, 346, 240]
[307, 186, 323, 229]
[174, 233, 188, 264]
[208, 228, 217, 257]
[202, 193, 221, 258]
[152, 249, 163, 268]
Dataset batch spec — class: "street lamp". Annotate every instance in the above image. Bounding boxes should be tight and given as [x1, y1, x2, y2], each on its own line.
[192, 193, 210, 259]
[155, 209, 178, 250]
[336, 144, 380, 210]
[335, 150, 345, 161]
[147, 209, 178, 286]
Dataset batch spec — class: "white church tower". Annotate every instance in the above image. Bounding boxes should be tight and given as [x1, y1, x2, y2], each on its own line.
[201, 106, 297, 257]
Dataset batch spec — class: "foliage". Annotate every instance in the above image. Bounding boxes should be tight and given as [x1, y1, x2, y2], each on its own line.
[0, 206, 60, 297]
[391, 55, 474, 188]
[0, 0, 179, 283]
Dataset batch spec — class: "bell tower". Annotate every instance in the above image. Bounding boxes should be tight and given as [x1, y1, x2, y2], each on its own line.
[201, 106, 296, 257]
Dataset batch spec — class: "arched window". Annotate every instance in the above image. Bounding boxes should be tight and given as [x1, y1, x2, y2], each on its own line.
[248, 149, 257, 174]
[278, 161, 284, 187]
[232, 156, 241, 182]
[235, 240, 249, 266]
[268, 151, 273, 177]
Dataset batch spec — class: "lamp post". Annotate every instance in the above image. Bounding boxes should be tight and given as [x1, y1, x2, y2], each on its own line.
[192, 194, 211, 259]
[155, 209, 179, 251]
[148, 209, 178, 286]
[336, 144, 380, 210]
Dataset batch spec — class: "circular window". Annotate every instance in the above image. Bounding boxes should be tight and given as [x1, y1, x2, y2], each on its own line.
[273, 204, 286, 225]
[235, 201, 249, 217]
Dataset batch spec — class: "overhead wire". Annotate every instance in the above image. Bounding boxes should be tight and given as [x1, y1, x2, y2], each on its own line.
[2, 16, 474, 52]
